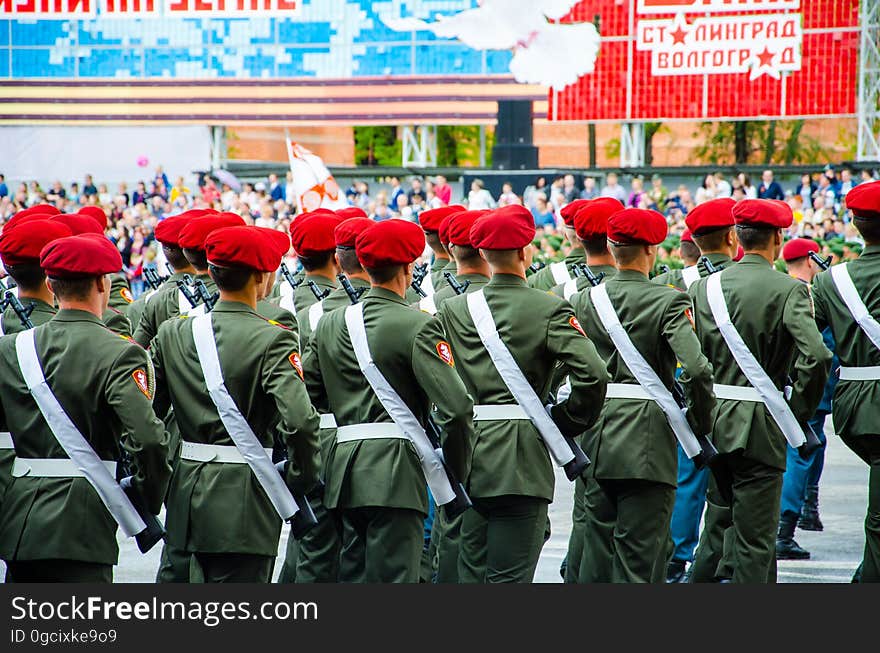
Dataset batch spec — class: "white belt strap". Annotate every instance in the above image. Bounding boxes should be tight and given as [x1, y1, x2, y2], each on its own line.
[13, 458, 116, 478]
[472, 404, 530, 421]
[604, 383, 653, 400]
[344, 302, 455, 505]
[335, 423, 409, 443]
[14, 330, 146, 537]
[319, 413, 337, 429]
[0, 315, 4, 337]
[466, 290, 575, 467]
[421, 272, 436, 298]
[279, 279, 297, 314]
[713, 383, 763, 402]
[143, 288, 159, 305]
[177, 288, 193, 315]
[191, 313, 300, 521]
[419, 295, 438, 315]
[682, 265, 700, 290]
[0, 431, 15, 449]
[550, 261, 571, 285]
[180, 441, 273, 464]
[590, 285, 702, 459]
[562, 278, 579, 301]
[830, 262, 880, 353]
[186, 303, 207, 317]
[308, 300, 324, 331]
[839, 366, 880, 381]
[706, 272, 806, 447]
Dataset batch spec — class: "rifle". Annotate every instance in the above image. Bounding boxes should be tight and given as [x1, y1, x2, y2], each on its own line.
[279, 262, 303, 291]
[142, 264, 168, 291]
[410, 263, 429, 298]
[193, 278, 219, 312]
[808, 251, 832, 271]
[443, 271, 470, 296]
[116, 456, 166, 554]
[528, 261, 546, 274]
[1, 289, 35, 330]
[425, 417, 473, 519]
[274, 461, 319, 539]
[576, 263, 606, 287]
[177, 275, 201, 309]
[307, 279, 331, 302]
[337, 274, 367, 304]
[659, 264, 671, 275]
[700, 256, 724, 275]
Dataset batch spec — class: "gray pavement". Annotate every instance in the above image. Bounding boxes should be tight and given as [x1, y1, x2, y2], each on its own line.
[1, 417, 869, 583]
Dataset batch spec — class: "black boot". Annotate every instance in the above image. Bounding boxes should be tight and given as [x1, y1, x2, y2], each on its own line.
[776, 511, 810, 560]
[666, 559, 686, 583]
[798, 484, 824, 531]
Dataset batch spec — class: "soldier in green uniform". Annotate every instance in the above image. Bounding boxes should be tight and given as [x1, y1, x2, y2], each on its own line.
[651, 228, 700, 292]
[418, 205, 465, 291]
[78, 205, 135, 311]
[689, 199, 831, 583]
[255, 228, 300, 333]
[549, 197, 622, 302]
[151, 225, 321, 583]
[527, 199, 588, 291]
[303, 218, 474, 583]
[812, 181, 880, 582]
[569, 208, 715, 583]
[437, 205, 609, 583]
[0, 233, 172, 582]
[287, 212, 342, 312]
[279, 217, 374, 583]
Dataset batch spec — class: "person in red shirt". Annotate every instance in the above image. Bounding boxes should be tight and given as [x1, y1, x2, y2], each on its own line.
[433, 175, 452, 206]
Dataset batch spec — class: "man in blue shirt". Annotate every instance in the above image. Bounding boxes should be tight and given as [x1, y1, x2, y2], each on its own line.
[0, 174, 7, 199]
[757, 170, 785, 200]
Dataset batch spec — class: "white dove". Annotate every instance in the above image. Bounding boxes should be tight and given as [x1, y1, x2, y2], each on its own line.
[382, 0, 601, 91]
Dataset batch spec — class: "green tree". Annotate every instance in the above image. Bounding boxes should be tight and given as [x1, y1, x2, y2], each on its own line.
[694, 119, 830, 165]
[353, 126, 401, 166]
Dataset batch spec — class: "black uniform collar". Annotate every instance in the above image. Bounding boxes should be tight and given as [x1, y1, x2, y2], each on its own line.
[488, 273, 527, 287]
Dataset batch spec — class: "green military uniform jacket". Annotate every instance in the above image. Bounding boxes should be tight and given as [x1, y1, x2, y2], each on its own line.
[126, 281, 167, 330]
[571, 270, 715, 486]
[651, 267, 686, 291]
[429, 256, 454, 290]
[293, 273, 336, 313]
[549, 263, 617, 298]
[688, 254, 832, 469]
[813, 245, 880, 437]
[268, 267, 305, 300]
[103, 306, 132, 338]
[431, 273, 490, 309]
[527, 247, 585, 291]
[436, 274, 609, 501]
[151, 301, 321, 556]
[0, 309, 172, 565]
[303, 287, 474, 515]
[1, 297, 55, 335]
[295, 276, 369, 346]
[652, 253, 733, 291]
[133, 272, 215, 347]
[109, 272, 133, 311]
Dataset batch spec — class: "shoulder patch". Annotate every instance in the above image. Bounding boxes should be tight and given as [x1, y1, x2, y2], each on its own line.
[120, 288, 133, 304]
[569, 316, 586, 337]
[288, 352, 304, 379]
[436, 341, 455, 367]
[132, 369, 151, 398]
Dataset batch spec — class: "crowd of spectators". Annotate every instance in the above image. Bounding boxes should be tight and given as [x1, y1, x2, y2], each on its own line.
[0, 163, 872, 299]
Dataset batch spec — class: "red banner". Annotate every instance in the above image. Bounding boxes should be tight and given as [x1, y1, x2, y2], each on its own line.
[549, 0, 859, 121]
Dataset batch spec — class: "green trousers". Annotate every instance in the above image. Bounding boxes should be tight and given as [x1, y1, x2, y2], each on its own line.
[579, 478, 674, 583]
[5, 559, 112, 583]
[338, 507, 424, 583]
[458, 495, 548, 583]
[690, 451, 782, 583]
[840, 433, 880, 583]
[431, 509, 464, 583]
[190, 552, 275, 583]
[155, 541, 192, 583]
[278, 492, 341, 583]
[564, 477, 587, 583]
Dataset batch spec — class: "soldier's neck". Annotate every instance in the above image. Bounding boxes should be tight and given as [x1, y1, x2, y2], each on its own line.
[489, 264, 526, 279]
[346, 271, 371, 282]
[19, 285, 54, 306]
[433, 251, 450, 262]
[372, 275, 408, 298]
[58, 296, 104, 318]
[306, 264, 338, 280]
[457, 262, 491, 277]
[219, 287, 257, 309]
[682, 259, 700, 267]
[618, 260, 651, 277]
[587, 253, 616, 268]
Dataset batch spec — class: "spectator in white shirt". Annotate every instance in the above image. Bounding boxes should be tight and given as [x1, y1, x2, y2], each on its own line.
[467, 179, 496, 210]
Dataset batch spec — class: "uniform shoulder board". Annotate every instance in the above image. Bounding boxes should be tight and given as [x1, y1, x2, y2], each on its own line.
[259, 315, 290, 330]
[178, 314, 190, 320]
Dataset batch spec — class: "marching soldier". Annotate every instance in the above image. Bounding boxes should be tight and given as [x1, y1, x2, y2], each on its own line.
[78, 205, 135, 311]
[812, 181, 880, 582]
[569, 208, 715, 583]
[436, 205, 609, 583]
[661, 198, 738, 582]
[286, 211, 342, 312]
[418, 205, 465, 291]
[0, 234, 172, 582]
[151, 225, 321, 582]
[689, 199, 831, 583]
[527, 199, 588, 291]
[303, 218, 474, 583]
[279, 216, 374, 583]
[255, 228, 301, 333]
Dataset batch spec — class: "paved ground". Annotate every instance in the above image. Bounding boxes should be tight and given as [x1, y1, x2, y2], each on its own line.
[1, 417, 868, 583]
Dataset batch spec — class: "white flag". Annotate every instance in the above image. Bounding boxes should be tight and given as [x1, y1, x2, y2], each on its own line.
[285, 138, 348, 213]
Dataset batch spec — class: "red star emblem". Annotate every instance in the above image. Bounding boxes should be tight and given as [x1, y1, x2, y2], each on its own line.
[670, 25, 687, 45]
[757, 47, 775, 67]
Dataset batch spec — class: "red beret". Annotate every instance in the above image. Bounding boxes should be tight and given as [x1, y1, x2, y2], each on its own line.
[178, 215, 246, 251]
[290, 213, 342, 257]
[418, 205, 465, 232]
[685, 198, 735, 236]
[258, 228, 291, 258]
[439, 214, 455, 246]
[356, 219, 425, 269]
[206, 226, 281, 273]
[335, 217, 374, 248]
[337, 206, 368, 220]
[447, 210, 488, 247]
[782, 238, 820, 262]
[0, 221, 72, 266]
[78, 205, 107, 229]
[607, 208, 668, 246]
[40, 234, 122, 279]
[573, 198, 622, 240]
[560, 199, 591, 227]
[49, 213, 104, 236]
[470, 205, 536, 251]
[732, 199, 792, 229]
[4, 212, 55, 233]
[845, 181, 880, 219]
[15, 204, 61, 218]
[681, 229, 694, 244]
[155, 215, 199, 248]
